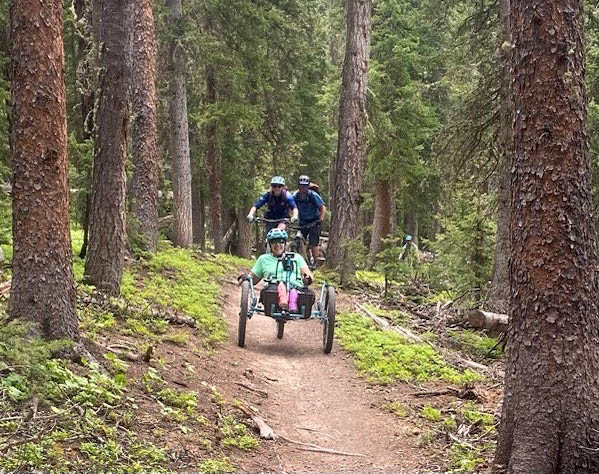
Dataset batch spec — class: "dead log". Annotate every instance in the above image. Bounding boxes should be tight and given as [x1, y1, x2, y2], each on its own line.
[355, 302, 423, 344]
[468, 309, 508, 332]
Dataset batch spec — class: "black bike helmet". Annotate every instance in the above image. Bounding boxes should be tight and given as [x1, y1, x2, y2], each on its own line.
[298, 175, 310, 186]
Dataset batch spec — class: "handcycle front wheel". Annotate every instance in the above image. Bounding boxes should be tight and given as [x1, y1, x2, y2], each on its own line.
[322, 286, 336, 354]
[276, 320, 285, 339]
[238, 280, 251, 347]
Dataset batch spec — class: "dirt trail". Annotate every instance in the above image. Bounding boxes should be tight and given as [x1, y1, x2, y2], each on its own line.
[216, 281, 429, 473]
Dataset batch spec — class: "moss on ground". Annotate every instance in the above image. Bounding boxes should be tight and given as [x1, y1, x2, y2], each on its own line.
[335, 312, 481, 384]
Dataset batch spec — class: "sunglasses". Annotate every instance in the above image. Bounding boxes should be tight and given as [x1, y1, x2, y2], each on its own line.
[270, 239, 286, 244]
[272, 184, 283, 188]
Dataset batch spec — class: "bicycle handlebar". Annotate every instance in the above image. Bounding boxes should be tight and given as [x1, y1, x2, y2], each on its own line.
[254, 217, 290, 224]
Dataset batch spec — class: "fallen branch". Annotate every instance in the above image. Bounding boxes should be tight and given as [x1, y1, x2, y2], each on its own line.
[295, 426, 336, 440]
[467, 309, 508, 332]
[0, 280, 11, 296]
[163, 312, 196, 327]
[413, 388, 459, 398]
[278, 434, 367, 457]
[252, 415, 278, 440]
[235, 380, 268, 398]
[355, 302, 424, 344]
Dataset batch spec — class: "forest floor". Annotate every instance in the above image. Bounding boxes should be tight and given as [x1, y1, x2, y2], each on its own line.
[0, 246, 504, 473]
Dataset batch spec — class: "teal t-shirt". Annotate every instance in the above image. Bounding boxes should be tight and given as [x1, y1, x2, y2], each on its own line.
[251, 253, 307, 288]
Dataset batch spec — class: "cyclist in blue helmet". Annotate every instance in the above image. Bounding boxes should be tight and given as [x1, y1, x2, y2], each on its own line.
[400, 234, 419, 263]
[293, 175, 326, 267]
[247, 176, 299, 231]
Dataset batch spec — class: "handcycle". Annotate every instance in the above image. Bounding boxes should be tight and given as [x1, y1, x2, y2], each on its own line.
[237, 251, 336, 353]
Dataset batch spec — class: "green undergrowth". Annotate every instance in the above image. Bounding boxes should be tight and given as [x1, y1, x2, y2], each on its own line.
[361, 303, 410, 326]
[0, 317, 259, 471]
[120, 244, 251, 346]
[448, 329, 504, 360]
[335, 312, 481, 384]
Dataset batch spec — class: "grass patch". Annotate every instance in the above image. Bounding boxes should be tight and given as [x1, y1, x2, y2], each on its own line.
[362, 303, 410, 326]
[197, 457, 236, 473]
[335, 312, 481, 384]
[448, 330, 503, 360]
[219, 415, 259, 451]
[120, 246, 246, 345]
[355, 270, 385, 285]
[384, 401, 409, 417]
[421, 405, 442, 422]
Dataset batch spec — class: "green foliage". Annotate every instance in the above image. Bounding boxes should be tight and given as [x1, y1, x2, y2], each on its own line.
[197, 457, 236, 473]
[449, 442, 490, 472]
[429, 190, 496, 294]
[384, 401, 409, 417]
[421, 405, 442, 422]
[121, 248, 240, 345]
[335, 312, 481, 384]
[219, 415, 259, 451]
[448, 330, 503, 360]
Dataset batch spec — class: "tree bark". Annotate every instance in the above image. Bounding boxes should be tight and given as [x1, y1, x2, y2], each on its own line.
[403, 209, 419, 245]
[327, 0, 372, 284]
[493, 0, 599, 471]
[487, 0, 512, 313]
[237, 207, 252, 258]
[130, 0, 159, 252]
[167, 0, 193, 248]
[367, 178, 391, 269]
[192, 165, 206, 251]
[9, 0, 78, 339]
[84, 0, 130, 296]
[206, 64, 224, 253]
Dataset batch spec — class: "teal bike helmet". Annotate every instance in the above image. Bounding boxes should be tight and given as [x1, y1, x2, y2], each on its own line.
[266, 228, 288, 242]
[271, 176, 286, 186]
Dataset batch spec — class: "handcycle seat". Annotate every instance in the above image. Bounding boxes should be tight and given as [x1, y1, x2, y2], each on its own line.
[261, 283, 315, 318]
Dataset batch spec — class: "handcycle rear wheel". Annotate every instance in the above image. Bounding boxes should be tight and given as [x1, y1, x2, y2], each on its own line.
[322, 286, 336, 354]
[276, 320, 285, 339]
[238, 280, 250, 347]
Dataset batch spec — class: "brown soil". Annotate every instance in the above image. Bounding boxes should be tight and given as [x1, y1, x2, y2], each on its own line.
[210, 280, 434, 473]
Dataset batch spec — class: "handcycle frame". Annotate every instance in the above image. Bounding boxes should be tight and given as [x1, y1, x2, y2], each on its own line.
[238, 251, 336, 353]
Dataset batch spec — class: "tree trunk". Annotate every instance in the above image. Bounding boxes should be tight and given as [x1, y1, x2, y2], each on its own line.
[84, 0, 130, 296]
[403, 209, 419, 245]
[9, 0, 78, 339]
[487, 0, 512, 313]
[206, 65, 224, 253]
[367, 178, 391, 269]
[327, 0, 372, 284]
[192, 166, 205, 250]
[237, 207, 252, 258]
[493, 0, 599, 471]
[130, 0, 159, 252]
[167, 0, 192, 247]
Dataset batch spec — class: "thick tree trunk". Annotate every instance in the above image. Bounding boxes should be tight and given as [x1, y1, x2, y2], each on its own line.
[167, 0, 193, 247]
[206, 65, 224, 253]
[84, 0, 130, 296]
[237, 207, 252, 258]
[487, 0, 512, 313]
[130, 0, 159, 252]
[492, 0, 599, 471]
[327, 0, 372, 284]
[9, 0, 78, 339]
[367, 178, 391, 269]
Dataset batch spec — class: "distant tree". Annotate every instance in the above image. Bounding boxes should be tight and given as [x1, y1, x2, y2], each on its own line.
[9, 0, 78, 339]
[327, 0, 372, 283]
[367, 178, 391, 269]
[130, 0, 159, 252]
[167, 0, 193, 247]
[493, 0, 599, 471]
[84, 0, 130, 295]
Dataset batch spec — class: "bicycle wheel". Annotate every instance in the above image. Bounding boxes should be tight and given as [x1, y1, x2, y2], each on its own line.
[322, 286, 336, 354]
[238, 280, 250, 347]
[276, 320, 285, 339]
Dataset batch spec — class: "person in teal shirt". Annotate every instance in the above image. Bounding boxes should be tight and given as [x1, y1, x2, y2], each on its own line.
[248, 228, 313, 287]
[239, 228, 314, 312]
